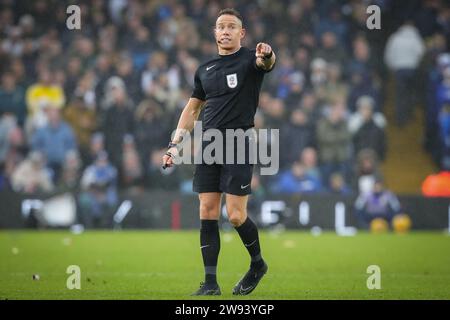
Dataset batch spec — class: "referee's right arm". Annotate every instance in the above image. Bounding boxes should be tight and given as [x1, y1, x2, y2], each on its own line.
[162, 97, 205, 168]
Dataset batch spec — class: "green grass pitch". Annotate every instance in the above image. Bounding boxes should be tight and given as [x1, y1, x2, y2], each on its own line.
[1, 230, 450, 300]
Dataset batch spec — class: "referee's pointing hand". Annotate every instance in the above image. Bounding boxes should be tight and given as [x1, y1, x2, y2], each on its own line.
[255, 42, 272, 59]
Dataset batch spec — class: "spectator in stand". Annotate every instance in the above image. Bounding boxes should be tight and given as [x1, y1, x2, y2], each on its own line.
[300, 147, 321, 182]
[78, 151, 118, 228]
[316, 98, 352, 184]
[11, 151, 53, 194]
[310, 58, 328, 104]
[314, 31, 347, 66]
[176, 51, 199, 89]
[347, 36, 375, 80]
[280, 108, 314, 168]
[115, 54, 141, 102]
[414, 0, 444, 38]
[272, 52, 305, 108]
[353, 148, 382, 194]
[435, 68, 450, 168]
[349, 96, 387, 161]
[271, 161, 323, 194]
[101, 77, 134, 168]
[315, 4, 348, 44]
[25, 68, 66, 132]
[263, 98, 286, 129]
[323, 63, 348, 105]
[347, 70, 381, 113]
[300, 91, 322, 125]
[121, 134, 143, 189]
[134, 99, 168, 166]
[59, 149, 82, 191]
[63, 96, 97, 162]
[141, 51, 180, 112]
[31, 108, 77, 182]
[9, 58, 33, 90]
[0, 114, 19, 167]
[0, 113, 26, 190]
[84, 132, 105, 168]
[436, 5, 450, 39]
[70, 36, 96, 72]
[293, 44, 311, 72]
[73, 71, 97, 110]
[93, 53, 114, 101]
[438, 103, 450, 169]
[2, 25, 24, 57]
[0, 72, 26, 127]
[435, 66, 450, 116]
[328, 172, 352, 195]
[64, 56, 83, 100]
[424, 52, 450, 164]
[0, 116, 26, 182]
[384, 21, 425, 126]
[257, 92, 273, 118]
[354, 177, 402, 229]
[129, 25, 154, 71]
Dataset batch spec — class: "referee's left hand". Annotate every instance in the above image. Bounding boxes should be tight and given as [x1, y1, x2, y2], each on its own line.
[255, 42, 272, 59]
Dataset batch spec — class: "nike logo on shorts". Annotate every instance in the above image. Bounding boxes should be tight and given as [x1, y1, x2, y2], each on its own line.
[240, 184, 250, 189]
[200, 245, 210, 249]
[206, 65, 216, 71]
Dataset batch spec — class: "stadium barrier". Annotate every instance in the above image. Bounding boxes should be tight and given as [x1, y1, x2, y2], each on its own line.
[0, 191, 449, 231]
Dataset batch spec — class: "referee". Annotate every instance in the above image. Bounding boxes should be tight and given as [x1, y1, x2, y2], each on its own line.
[162, 8, 276, 296]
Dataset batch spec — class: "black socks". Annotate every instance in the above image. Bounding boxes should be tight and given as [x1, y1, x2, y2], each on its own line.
[200, 217, 264, 285]
[235, 217, 264, 270]
[200, 220, 220, 284]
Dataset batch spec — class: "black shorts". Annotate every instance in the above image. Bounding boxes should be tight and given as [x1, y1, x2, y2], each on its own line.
[193, 130, 255, 196]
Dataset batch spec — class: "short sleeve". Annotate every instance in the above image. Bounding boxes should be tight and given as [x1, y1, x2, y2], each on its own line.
[191, 68, 206, 101]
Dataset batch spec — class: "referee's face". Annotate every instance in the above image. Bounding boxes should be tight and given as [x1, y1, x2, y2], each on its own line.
[214, 14, 245, 52]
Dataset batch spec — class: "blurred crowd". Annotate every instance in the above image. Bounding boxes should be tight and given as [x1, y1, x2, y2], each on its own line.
[0, 0, 450, 212]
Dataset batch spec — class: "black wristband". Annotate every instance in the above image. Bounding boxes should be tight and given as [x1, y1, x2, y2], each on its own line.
[262, 50, 273, 60]
[165, 151, 174, 158]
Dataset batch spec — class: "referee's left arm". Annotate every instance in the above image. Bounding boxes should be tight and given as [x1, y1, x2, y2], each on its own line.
[255, 42, 276, 71]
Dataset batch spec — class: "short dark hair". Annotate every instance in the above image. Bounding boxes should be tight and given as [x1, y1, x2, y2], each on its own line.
[217, 8, 243, 25]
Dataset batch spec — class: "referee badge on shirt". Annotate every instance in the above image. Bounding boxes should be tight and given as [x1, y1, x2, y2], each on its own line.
[226, 73, 238, 88]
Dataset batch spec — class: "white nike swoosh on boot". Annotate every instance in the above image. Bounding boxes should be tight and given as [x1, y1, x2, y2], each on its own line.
[240, 285, 254, 293]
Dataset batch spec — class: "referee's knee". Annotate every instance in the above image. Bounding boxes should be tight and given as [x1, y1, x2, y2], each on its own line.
[228, 209, 246, 227]
[199, 203, 219, 220]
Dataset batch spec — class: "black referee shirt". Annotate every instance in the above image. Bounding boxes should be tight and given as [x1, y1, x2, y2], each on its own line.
[191, 46, 274, 130]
